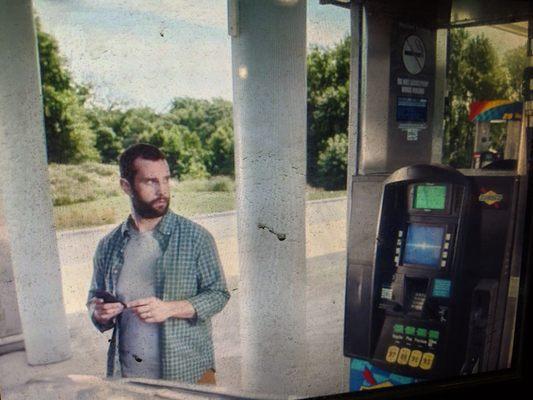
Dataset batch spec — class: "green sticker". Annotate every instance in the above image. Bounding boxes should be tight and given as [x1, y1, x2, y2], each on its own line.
[405, 326, 416, 335]
[416, 328, 427, 338]
[393, 324, 404, 334]
[429, 330, 440, 340]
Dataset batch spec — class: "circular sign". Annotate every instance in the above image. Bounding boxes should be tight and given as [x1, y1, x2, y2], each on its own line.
[402, 35, 426, 75]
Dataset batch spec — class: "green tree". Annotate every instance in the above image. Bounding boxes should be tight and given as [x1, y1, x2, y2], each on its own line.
[85, 106, 127, 162]
[503, 44, 528, 100]
[165, 97, 234, 176]
[117, 107, 159, 147]
[85, 99, 234, 177]
[444, 29, 511, 168]
[139, 125, 208, 179]
[168, 97, 233, 145]
[86, 106, 125, 135]
[94, 126, 124, 163]
[317, 132, 348, 190]
[462, 35, 509, 100]
[37, 20, 99, 163]
[206, 124, 234, 176]
[307, 37, 350, 186]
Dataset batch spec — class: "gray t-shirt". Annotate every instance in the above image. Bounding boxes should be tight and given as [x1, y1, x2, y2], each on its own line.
[116, 228, 162, 378]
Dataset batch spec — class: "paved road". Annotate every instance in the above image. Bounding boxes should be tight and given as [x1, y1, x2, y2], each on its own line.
[1, 198, 350, 398]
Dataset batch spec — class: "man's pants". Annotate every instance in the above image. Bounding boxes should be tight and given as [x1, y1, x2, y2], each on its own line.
[197, 368, 216, 385]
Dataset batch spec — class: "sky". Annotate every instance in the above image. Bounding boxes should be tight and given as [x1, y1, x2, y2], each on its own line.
[33, 0, 351, 112]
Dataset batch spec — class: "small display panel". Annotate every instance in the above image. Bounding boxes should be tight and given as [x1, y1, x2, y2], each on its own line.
[403, 224, 445, 268]
[413, 184, 447, 210]
[397, 97, 428, 122]
[432, 279, 452, 298]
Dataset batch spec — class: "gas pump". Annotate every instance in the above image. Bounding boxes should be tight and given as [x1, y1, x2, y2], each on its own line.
[340, 0, 531, 392]
[344, 165, 519, 388]
[358, 165, 473, 378]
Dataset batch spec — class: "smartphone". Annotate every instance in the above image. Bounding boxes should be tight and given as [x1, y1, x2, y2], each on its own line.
[92, 289, 127, 308]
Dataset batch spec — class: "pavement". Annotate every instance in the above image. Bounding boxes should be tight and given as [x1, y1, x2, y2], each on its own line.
[0, 198, 349, 399]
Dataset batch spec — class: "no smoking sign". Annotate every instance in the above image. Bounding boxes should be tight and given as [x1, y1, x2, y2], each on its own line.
[402, 35, 426, 75]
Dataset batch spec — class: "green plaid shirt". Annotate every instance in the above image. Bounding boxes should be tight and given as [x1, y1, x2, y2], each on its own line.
[88, 210, 230, 383]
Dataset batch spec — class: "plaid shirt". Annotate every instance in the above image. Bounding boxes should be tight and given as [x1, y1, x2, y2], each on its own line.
[88, 210, 230, 383]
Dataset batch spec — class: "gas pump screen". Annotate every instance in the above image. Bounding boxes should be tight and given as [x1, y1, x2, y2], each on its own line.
[403, 224, 445, 268]
[413, 184, 447, 210]
[397, 97, 428, 122]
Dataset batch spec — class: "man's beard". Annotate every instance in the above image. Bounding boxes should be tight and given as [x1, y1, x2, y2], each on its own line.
[131, 191, 170, 219]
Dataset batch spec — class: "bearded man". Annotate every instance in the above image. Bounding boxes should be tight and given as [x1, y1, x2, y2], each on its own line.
[87, 143, 229, 384]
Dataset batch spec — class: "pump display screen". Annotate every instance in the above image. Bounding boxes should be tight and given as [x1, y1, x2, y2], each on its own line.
[413, 184, 447, 210]
[403, 224, 444, 267]
[397, 97, 428, 122]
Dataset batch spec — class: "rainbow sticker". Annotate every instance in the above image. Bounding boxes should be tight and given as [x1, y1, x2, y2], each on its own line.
[468, 100, 522, 122]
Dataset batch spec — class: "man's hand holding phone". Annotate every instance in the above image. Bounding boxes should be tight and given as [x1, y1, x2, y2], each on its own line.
[89, 290, 126, 324]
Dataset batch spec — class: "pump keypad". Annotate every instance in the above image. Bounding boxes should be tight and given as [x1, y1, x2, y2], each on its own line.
[397, 348, 411, 365]
[420, 353, 435, 370]
[385, 345, 400, 363]
[382, 323, 440, 372]
[409, 293, 426, 311]
[408, 350, 423, 367]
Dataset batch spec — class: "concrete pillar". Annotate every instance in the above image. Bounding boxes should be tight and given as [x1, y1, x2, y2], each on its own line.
[0, 0, 72, 364]
[358, 9, 391, 174]
[500, 15, 533, 369]
[0, 195, 24, 353]
[347, 1, 361, 181]
[230, 0, 307, 395]
[430, 29, 447, 164]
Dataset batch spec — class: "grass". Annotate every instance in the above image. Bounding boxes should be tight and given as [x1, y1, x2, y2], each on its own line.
[306, 186, 346, 201]
[49, 163, 120, 206]
[50, 163, 345, 231]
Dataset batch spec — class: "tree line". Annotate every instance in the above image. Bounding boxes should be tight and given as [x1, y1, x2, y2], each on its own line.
[37, 21, 526, 189]
[37, 22, 233, 180]
[37, 21, 348, 186]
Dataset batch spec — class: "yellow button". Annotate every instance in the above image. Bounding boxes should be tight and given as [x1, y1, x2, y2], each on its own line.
[408, 350, 423, 368]
[386, 346, 400, 363]
[420, 352, 435, 370]
[397, 348, 411, 365]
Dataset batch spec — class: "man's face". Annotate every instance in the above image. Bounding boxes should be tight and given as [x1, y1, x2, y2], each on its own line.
[125, 158, 171, 219]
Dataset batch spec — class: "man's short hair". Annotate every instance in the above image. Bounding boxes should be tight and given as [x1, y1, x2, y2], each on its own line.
[119, 143, 166, 184]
